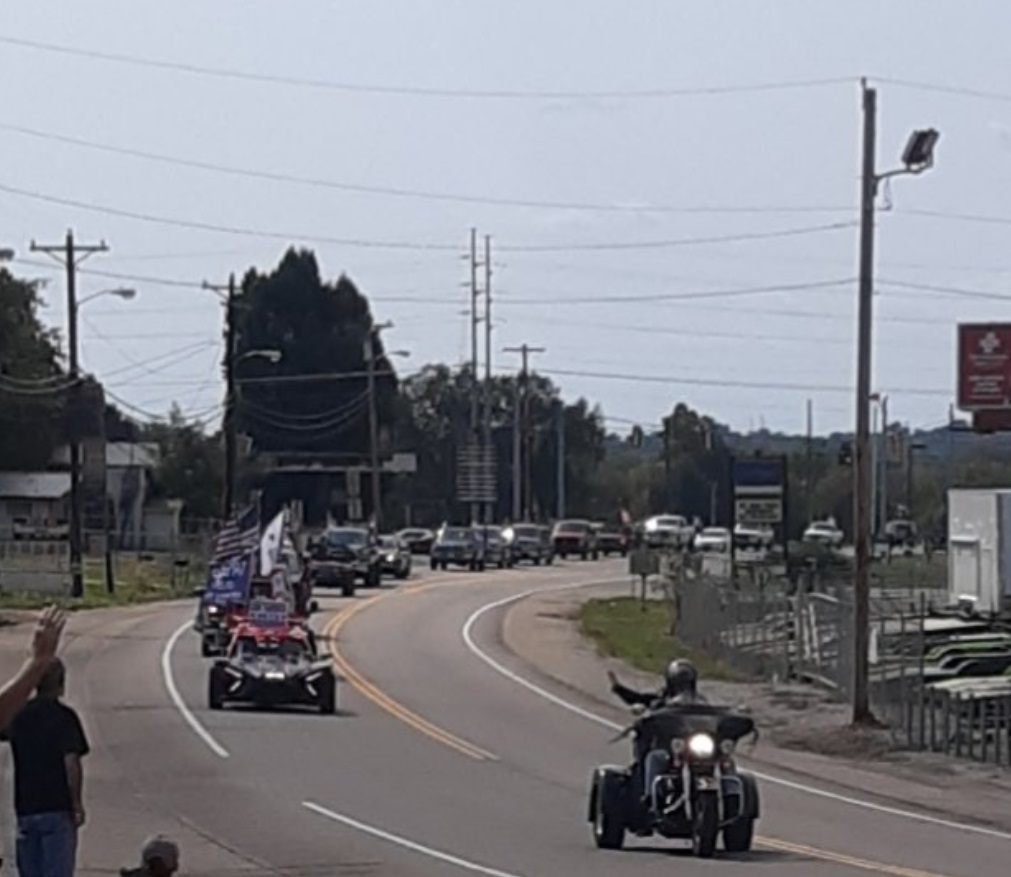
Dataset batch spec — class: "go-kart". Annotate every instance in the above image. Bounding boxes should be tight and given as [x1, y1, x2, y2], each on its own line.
[588, 704, 760, 858]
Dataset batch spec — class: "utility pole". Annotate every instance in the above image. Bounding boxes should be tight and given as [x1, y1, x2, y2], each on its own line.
[852, 81, 877, 725]
[556, 400, 565, 519]
[805, 399, 814, 525]
[205, 275, 238, 519]
[467, 228, 482, 525]
[483, 234, 493, 526]
[851, 82, 938, 725]
[880, 394, 889, 529]
[31, 231, 108, 599]
[503, 344, 545, 521]
[366, 322, 392, 530]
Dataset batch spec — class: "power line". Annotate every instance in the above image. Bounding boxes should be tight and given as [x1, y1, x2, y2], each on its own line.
[540, 366, 951, 398]
[900, 207, 1011, 228]
[502, 277, 854, 305]
[0, 35, 855, 100]
[877, 76, 1011, 105]
[0, 181, 463, 252]
[880, 278, 1011, 302]
[0, 119, 854, 216]
[497, 221, 857, 252]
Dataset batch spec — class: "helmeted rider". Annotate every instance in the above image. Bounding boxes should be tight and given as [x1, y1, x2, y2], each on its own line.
[608, 659, 708, 816]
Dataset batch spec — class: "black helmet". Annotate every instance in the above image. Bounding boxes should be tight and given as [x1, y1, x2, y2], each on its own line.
[663, 659, 698, 698]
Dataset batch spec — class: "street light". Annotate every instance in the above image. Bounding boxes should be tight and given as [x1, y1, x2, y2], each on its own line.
[236, 348, 282, 365]
[73, 286, 136, 597]
[222, 348, 282, 518]
[77, 287, 137, 308]
[852, 81, 938, 724]
[365, 327, 409, 529]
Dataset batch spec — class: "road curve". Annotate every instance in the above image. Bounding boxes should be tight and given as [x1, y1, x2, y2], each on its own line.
[80, 560, 1011, 875]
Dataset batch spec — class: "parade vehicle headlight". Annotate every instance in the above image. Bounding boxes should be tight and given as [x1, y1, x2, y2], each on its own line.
[687, 733, 716, 759]
[645, 519, 659, 532]
[207, 604, 221, 615]
[265, 671, 285, 681]
[720, 739, 736, 755]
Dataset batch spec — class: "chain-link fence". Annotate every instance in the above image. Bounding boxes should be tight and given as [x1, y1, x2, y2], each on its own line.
[659, 552, 1011, 766]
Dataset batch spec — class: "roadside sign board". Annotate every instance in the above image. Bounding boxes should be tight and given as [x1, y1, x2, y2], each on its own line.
[735, 497, 782, 526]
[731, 456, 786, 530]
[629, 546, 659, 577]
[456, 442, 497, 503]
[958, 323, 1011, 411]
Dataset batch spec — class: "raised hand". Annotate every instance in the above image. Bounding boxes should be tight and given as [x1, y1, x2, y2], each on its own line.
[31, 605, 66, 665]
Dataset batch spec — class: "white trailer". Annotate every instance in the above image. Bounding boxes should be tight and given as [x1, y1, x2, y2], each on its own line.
[947, 488, 1011, 616]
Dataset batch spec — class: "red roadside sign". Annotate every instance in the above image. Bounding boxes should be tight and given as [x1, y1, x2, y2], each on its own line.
[958, 323, 1011, 411]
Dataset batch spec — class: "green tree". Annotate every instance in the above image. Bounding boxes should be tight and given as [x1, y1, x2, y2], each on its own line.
[0, 270, 68, 470]
[143, 405, 224, 524]
[391, 364, 607, 526]
[232, 249, 400, 521]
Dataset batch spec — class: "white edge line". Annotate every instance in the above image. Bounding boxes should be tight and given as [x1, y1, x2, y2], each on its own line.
[303, 801, 524, 877]
[461, 582, 1011, 844]
[161, 619, 230, 759]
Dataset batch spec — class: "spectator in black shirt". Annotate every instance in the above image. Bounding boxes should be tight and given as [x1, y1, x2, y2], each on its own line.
[0, 605, 66, 731]
[6, 656, 89, 877]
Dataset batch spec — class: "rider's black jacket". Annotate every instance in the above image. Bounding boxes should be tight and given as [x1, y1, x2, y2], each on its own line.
[610, 680, 709, 711]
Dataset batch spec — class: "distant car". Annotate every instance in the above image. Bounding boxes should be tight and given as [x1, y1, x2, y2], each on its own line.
[552, 520, 599, 560]
[307, 526, 382, 596]
[474, 525, 514, 569]
[592, 522, 628, 557]
[503, 523, 554, 566]
[397, 528, 436, 555]
[884, 519, 918, 549]
[377, 534, 412, 579]
[207, 610, 336, 714]
[643, 514, 695, 550]
[694, 527, 731, 553]
[803, 520, 844, 548]
[430, 525, 486, 571]
[733, 524, 774, 551]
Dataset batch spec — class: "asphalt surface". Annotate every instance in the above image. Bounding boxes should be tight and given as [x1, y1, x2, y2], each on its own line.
[26, 559, 1011, 875]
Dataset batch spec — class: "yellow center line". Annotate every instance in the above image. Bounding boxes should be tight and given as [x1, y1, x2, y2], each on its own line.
[323, 596, 498, 762]
[757, 836, 957, 877]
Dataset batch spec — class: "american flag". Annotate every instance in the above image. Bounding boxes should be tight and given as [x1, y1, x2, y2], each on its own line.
[212, 505, 260, 564]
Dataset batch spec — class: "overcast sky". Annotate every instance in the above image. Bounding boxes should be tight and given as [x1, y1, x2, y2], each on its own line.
[2, 1, 1010, 437]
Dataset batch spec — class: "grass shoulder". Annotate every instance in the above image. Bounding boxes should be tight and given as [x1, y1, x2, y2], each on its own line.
[0, 555, 198, 612]
[578, 597, 743, 683]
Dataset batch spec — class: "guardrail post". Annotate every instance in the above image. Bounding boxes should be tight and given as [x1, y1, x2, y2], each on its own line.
[980, 697, 989, 764]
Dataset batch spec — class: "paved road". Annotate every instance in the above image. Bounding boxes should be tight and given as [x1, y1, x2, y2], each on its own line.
[45, 559, 1011, 875]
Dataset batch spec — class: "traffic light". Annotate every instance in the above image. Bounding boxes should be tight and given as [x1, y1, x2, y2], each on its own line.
[838, 441, 853, 466]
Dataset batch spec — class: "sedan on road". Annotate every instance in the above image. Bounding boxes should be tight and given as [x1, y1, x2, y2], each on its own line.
[430, 525, 486, 571]
[396, 527, 436, 555]
[378, 534, 412, 579]
[503, 523, 554, 566]
[552, 519, 599, 560]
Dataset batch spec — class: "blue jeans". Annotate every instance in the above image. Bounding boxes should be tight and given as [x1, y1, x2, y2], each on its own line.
[643, 749, 672, 812]
[16, 811, 77, 877]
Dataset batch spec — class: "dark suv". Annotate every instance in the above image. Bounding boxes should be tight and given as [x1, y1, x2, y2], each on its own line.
[307, 526, 381, 596]
[551, 519, 599, 560]
[504, 523, 554, 566]
[430, 525, 486, 571]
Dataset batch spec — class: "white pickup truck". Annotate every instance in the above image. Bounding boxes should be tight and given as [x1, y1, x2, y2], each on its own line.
[643, 514, 695, 549]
